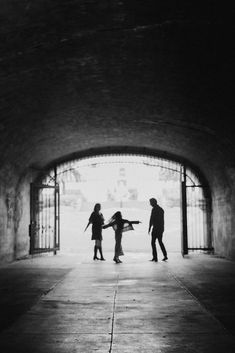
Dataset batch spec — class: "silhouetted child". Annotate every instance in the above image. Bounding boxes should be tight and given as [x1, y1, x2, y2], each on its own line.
[103, 211, 140, 263]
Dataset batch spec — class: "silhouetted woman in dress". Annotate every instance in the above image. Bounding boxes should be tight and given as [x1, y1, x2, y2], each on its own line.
[103, 211, 140, 263]
[84, 203, 105, 261]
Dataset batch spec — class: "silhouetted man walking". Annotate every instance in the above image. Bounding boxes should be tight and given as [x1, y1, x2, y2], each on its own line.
[148, 198, 168, 262]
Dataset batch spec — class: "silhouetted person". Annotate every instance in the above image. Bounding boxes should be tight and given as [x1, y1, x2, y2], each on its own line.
[148, 198, 168, 262]
[84, 203, 105, 261]
[103, 211, 140, 263]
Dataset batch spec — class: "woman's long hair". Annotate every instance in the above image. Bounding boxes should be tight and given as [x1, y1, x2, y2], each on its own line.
[108, 211, 122, 224]
[94, 203, 101, 213]
[107, 211, 134, 233]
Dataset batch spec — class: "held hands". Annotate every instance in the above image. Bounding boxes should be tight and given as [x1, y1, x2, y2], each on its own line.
[131, 220, 142, 227]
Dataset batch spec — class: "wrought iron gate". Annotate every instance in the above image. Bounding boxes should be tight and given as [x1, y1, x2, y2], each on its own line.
[181, 166, 213, 255]
[29, 183, 60, 254]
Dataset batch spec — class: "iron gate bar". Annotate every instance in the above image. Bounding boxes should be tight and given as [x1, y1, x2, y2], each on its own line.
[30, 183, 60, 254]
[188, 248, 214, 251]
[185, 170, 212, 253]
[181, 166, 188, 256]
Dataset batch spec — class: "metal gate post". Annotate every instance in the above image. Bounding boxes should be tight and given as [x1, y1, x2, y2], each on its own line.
[54, 166, 57, 255]
[181, 166, 188, 256]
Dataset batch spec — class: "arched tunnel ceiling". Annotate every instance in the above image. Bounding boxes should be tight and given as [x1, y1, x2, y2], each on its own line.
[0, 1, 234, 182]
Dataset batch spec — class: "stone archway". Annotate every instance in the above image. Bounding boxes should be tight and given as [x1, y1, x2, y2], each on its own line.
[30, 151, 212, 257]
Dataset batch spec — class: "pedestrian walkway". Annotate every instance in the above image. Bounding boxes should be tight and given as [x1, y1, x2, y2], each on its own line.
[0, 252, 235, 352]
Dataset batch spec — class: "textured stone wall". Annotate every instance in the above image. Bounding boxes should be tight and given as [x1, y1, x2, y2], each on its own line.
[212, 169, 235, 259]
[0, 165, 18, 263]
[0, 165, 32, 263]
[14, 177, 31, 260]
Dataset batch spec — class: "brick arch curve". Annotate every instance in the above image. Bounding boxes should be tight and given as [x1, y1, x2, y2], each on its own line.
[35, 146, 210, 188]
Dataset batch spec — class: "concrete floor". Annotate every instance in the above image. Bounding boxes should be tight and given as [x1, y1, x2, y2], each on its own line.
[0, 251, 235, 352]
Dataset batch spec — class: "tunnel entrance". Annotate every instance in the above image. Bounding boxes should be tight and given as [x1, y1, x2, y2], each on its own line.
[30, 154, 213, 256]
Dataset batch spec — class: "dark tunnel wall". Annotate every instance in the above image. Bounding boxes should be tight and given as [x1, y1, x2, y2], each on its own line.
[0, 1, 235, 262]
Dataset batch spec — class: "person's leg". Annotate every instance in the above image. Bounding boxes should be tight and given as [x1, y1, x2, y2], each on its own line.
[151, 231, 158, 261]
[157, 232, 168, 260]
[114, 232, 122, 263]
[119, 244, 124, 256]
[93, 243, 99, 260]
[114, 233, 119, 261]
[98, 240, 105, 261]
[118, 236, 123, 262]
